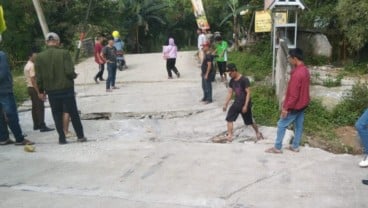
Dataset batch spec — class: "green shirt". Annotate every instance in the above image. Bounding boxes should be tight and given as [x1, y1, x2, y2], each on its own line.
[35, 46, 77, 93]
[215, 40, 228, 62]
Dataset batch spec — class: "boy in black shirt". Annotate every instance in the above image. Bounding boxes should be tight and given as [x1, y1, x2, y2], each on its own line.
[222, 63, 263, 142]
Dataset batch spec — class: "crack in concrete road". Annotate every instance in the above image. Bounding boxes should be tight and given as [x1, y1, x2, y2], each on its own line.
[80, 110, 205, 120]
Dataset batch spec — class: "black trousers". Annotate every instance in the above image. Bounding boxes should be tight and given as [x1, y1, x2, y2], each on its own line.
[166, 58, 179, 77]
[95, 63, 105, 80]
[47, 88, 84, 142]
[28, 87, 46, 129]
[217, 61, 227, 77]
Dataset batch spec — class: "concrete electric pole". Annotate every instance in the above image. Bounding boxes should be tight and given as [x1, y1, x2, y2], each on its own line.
[32, 0, 49, 39]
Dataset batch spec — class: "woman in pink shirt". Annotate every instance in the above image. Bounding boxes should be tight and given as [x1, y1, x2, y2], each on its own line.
[163, 37, 180, 79]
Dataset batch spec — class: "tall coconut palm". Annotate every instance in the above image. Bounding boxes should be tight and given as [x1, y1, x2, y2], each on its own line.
[118, 0, 167, 53]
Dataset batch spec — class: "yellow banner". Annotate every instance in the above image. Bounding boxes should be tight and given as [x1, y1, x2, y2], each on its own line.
[191, 0, 210, 29]
[255, 10, 271, 33]
[0, 5, 6, 34]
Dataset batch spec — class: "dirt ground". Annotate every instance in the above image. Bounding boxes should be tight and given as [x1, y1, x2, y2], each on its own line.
[335, 126, 362, 154]
[307, 126, 362, 154]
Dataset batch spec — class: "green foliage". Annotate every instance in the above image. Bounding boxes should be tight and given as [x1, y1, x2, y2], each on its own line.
[344, 62, 368, 75]
[336, 0, 368, 52]
[304, 99, 336, 140]
[305, 55, 330, 66]
[331, 82, 368, 125]
[322, 73, 343, 87]
[228, 37, 272, 80]
[11, 69, 28, 106]
[252, 85, 279, 126]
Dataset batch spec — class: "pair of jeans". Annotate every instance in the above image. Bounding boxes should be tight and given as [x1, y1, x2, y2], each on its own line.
[166, 58, 179, 77]
[0, 93, 24, 142]
[47, 88, 84, 143]
[201, 75, 212, 102]
[95, 63, 105, 80]
[275, 110, 305, 150]
[106, 62, 117, 89]
[355, 108, 368, 154]
[28, 87, 46, 129]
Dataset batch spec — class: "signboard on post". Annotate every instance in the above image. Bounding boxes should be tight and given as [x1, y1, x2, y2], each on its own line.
[255, 10, 272, 33]
[191, 0, 210, 29]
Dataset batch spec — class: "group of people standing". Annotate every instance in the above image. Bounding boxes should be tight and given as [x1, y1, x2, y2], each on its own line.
[0, 32, 87, 145]
[93, 31, 127, 92]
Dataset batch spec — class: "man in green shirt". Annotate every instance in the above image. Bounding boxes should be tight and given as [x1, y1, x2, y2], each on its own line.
[214, 35, 228, 82]
[35, 32, 86, 145]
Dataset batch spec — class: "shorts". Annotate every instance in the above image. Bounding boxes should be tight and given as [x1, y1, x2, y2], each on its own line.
[226, 103, 254, 125]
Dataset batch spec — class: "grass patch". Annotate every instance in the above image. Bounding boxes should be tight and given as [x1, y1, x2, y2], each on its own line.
[12, 68, 28, 106]
[252, 85, 279, 126]
[228, 40, 272, 81]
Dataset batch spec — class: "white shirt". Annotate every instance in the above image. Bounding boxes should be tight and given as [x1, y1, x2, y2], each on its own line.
[24, 60, 35, 88]
[197, 33, 207, 50]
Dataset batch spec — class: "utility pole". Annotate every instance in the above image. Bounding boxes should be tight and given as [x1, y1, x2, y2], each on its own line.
[32, 0, 49, 39]
[75, 0, 93, 62]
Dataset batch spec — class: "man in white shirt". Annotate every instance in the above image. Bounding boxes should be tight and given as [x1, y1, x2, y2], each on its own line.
[24, 51, 54, 132]
[197, 29, 207, 63]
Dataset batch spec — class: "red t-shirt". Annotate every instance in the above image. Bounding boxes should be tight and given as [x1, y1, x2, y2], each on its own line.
[283, 63, 310, 111]
[94, 42, 105, 64]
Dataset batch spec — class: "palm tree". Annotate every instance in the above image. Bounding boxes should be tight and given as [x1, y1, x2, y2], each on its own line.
[118, 0, 167, 53]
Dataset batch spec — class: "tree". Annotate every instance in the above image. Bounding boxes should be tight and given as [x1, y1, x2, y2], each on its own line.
[219, 0, 258, 51]
[0, 0, 39, 65]
[117, 0, 167, 53]
[336, 0, 368, 53]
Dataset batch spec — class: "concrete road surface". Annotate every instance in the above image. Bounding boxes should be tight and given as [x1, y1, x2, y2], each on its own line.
[1, 51, 367, 208]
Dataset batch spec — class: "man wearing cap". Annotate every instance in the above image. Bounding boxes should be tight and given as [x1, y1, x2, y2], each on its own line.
[35, 32, 87, 144]
[201, 41, 214, 104]
[266, 48, 310, 153]
[222, 63, 263, 142]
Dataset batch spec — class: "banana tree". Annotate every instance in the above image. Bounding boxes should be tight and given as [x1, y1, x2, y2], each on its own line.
[219, 0, 254, 51]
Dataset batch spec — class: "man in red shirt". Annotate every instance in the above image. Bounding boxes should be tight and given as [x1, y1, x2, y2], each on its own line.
[266, 48, 310, 153]
[94, 36, 106, 84]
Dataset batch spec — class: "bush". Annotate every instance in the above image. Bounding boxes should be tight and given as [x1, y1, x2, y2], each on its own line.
[331, 82, 368, 125]
[252, 85, 279, 126]
[305, 55, 330, 66]
[228, 39, 272, 81]
[304, 99, 336, 140]
[12, 68, 28, 106]
[344, 62, 368, 75]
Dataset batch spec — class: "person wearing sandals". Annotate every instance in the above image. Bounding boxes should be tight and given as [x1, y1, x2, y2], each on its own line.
[222, 63, 263, 142]
[266, 48, 310, 154]
[163, 37, 180, 79]
[0, 51, 34, 145]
